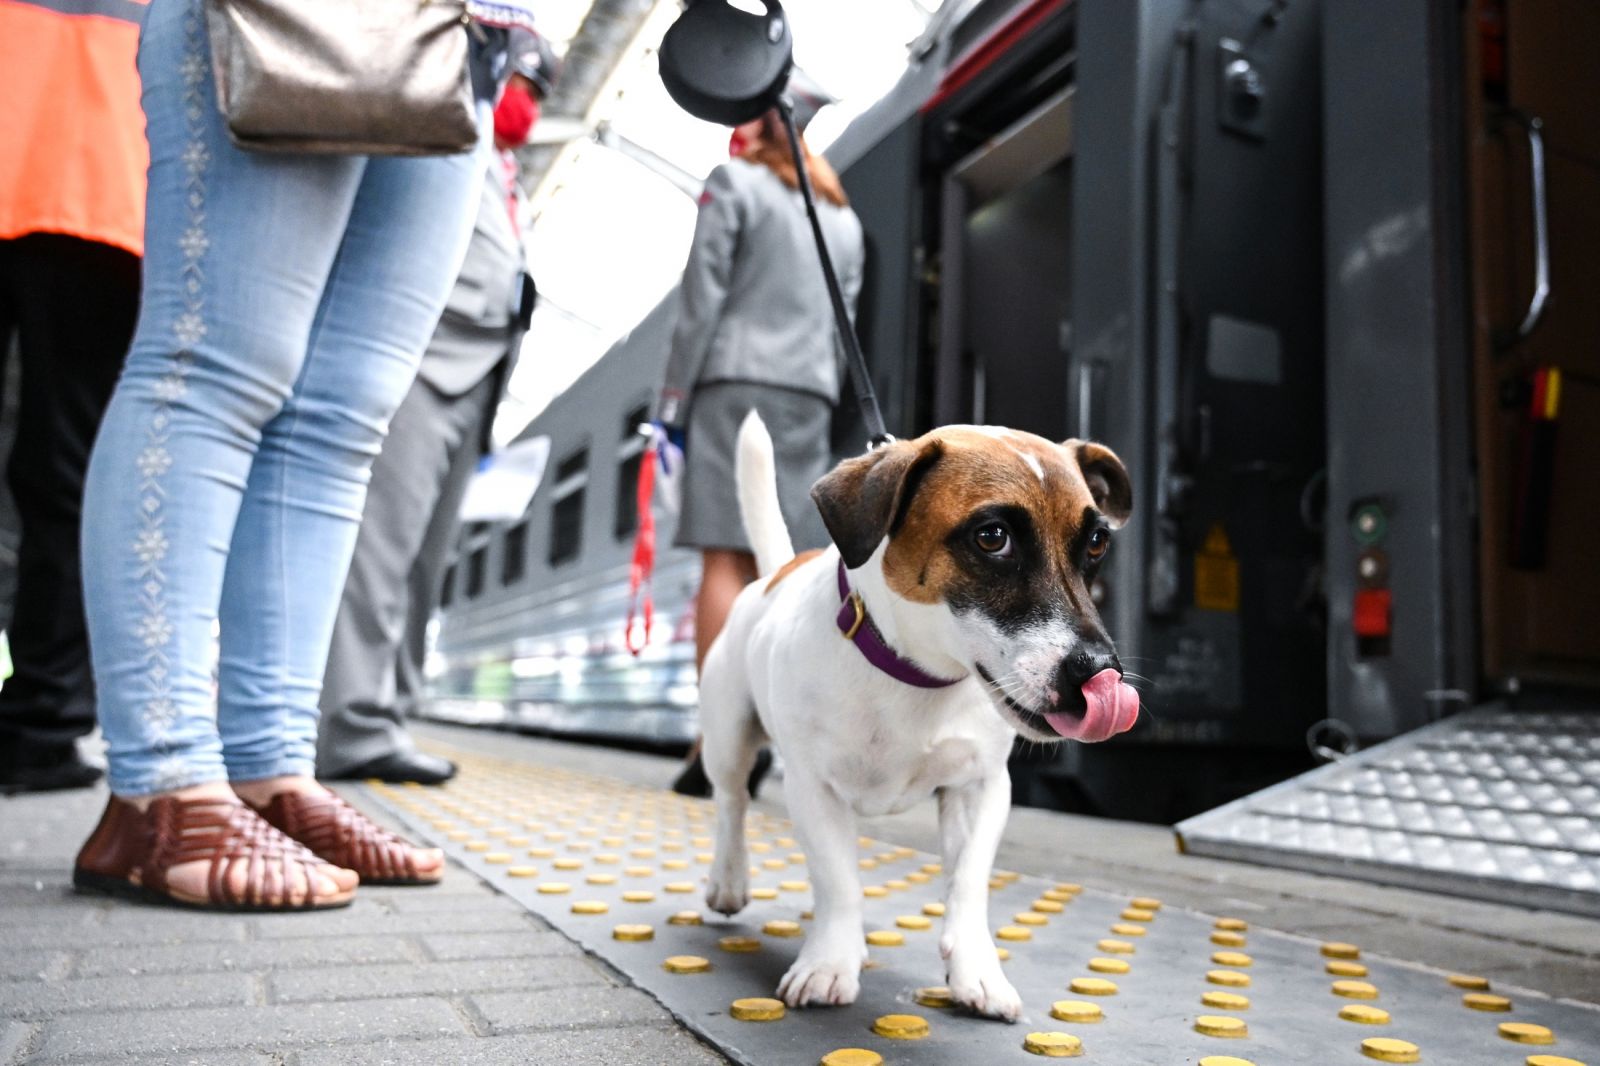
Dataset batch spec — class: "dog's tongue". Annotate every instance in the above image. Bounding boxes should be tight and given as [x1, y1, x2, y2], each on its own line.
[1044, 668, 1139, 742]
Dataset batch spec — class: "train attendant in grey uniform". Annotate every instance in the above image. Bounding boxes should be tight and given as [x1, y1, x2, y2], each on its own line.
[316, 31, 556, 786]
[655, 90, 863, 796]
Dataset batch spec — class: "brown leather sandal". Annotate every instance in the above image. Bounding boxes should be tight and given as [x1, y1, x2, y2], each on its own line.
[255, 788, 443, 886]
[73, 795, 356, 911]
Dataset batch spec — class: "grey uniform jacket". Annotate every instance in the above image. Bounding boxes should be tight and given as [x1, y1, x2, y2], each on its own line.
[417, 157, 529, 399]
[657, 158, 864, 424]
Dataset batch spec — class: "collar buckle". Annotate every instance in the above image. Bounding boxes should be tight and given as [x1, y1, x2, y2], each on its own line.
[842, 591, 866, 641]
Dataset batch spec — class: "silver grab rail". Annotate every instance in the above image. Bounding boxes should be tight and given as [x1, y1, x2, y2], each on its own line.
[1500, 111, 1550, 347]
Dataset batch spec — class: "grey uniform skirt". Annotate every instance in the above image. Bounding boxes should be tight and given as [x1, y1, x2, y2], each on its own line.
[674, 381, 833, 553]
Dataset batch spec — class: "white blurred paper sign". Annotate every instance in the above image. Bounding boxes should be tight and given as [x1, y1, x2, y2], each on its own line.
[458, 436, 551, 522]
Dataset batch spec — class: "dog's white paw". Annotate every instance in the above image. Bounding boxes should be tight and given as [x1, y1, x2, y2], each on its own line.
[704, 868, 749, 916]
[777, 948, 863, 1008]
[946, 947, 1022, 1021]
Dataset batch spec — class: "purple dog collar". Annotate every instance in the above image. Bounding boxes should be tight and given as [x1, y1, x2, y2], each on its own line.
[835, 561, 963, 689]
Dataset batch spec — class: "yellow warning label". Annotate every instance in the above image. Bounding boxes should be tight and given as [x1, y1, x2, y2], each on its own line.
[1194, 524, 1240, 612]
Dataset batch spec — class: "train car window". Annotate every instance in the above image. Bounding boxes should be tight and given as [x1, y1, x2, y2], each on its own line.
[502, 521, 529, 586]
[615, 403, 650, 539]
[465, 546, 487, 599]
[439, 563, 456, 608]
[549, 446, 590, 566]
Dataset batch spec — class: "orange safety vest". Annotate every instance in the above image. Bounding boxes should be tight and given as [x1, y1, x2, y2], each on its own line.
[0, 0, 149, 257]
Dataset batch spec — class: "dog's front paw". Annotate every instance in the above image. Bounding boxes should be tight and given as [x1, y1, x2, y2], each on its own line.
[704, 867, 749, 916]
[777, 947, 863, 1008]
[946, 945, 1022, 1022]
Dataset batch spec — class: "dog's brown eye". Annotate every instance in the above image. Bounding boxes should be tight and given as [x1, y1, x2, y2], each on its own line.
[1086, 528, 1111, 560]
[975, 524, 1011, 556]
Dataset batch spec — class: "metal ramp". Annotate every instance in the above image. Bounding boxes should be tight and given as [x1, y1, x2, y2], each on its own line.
[1176, 707, 1600, 918]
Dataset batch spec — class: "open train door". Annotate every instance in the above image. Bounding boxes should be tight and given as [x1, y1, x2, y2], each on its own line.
[1180, 0, 1600, 916]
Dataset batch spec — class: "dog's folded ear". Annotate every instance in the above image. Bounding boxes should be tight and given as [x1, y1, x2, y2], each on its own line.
[1065, 439, 1133, 529]
[812, 439, 944, 569]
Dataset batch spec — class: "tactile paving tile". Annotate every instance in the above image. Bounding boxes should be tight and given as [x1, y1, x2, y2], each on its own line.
[358, 744, 1600, 1066]
[1177, 709, 1600, 918]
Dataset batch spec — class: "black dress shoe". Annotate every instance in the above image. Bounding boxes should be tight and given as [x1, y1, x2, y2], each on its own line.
[329, 751, 457, 786]
[0, 748, 104, 795]
[671, 748, 773, 799]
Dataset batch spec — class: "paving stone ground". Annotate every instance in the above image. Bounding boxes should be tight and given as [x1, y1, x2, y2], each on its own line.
[3, 719, 1597, 1066]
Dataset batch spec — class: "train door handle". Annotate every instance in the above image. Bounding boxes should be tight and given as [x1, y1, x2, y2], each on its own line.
[1495, 110, 1550, 351]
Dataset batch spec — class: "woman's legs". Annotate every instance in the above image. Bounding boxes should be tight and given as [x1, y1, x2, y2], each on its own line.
[696, 549, 759, 674]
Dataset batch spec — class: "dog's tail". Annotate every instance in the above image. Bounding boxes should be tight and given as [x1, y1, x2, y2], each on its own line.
[735, 411, 793, 578]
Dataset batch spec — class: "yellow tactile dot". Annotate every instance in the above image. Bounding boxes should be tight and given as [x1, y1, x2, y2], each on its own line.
[922, 862, 943, 874]
[695, 853, 714, 864]
[780, 880, 810, 892]
[749, 841, 772, 853]
[1211, 930, 1247, 947]
[621, 890, 655, 903]
[537, 882, 571, 894]
[1194, 1015, 1248, 1038]
[996, 947, 1012, 961]
[1130, 896, 1161, 910]
[751, 887, 779, 900]
[1499, 1023, 1556, 1045]
[1041, 888, 1075, 902]
[1087, 957, 1130, 974]
[871, 1013, 930, 1039]
[1212, 951, 1252, 968]
[505, 836, 530, 847]
[662, 859, 689, 870]
[1198, 1058, 1257, 1066]
[601, 836, 626, 847]
[1332, 980, 1380, 1000]
[446, 831, 472, 842]
[1464, 992, 1513, 1012]
[1321, 941, 1361, 959]
[719, 936, 761, 953]
[1359, 1037, 1421, 1062]
[528, 847, 555, 858]
[612, 923, 653, 942]
[483, 852, 513, 864]
[885, 879, 909, 891]
[862, 885, 889, 898]
[1055, 882, 1083, 894]
[662, 954, 711, 974]
[1214, 917, 1248, 931]
[506, 865, 539, 878]
[1202, 990, 1250, 1011]
[570, 900, 609, 914]
[1023, 1031, 1083, 1057]
[1014, 912, 1050, 926]
[552, 857, 582, 870]
[1111, 923, 1147, 937]
[763, 919, 803, 938]
[762, 858, 787, 871]
[630, 848, 656, 859]
[464, 841, 491, 852]
[1069, 977, 1118, 996]
[923, 901, 946, 917]
[1050, 1000, 1103, 1023]
[1121, 907, 1156, 922]
[866, 930, 905, 947]
[623, 865, 652, 877]
[1447, 973, 1490, 990]
[1206, 969, 1252, 988]
[585, 873, 618, 886]
[663, 881, 696, 894]
[859, 859, 879, 870]
[730, 997, 786, 1021]
[896, 915, 933, 931]
[1030, 899, 1065, 914]
[1340, 1005, 1391, 1025]
[907, 871, 930, 884]
[1525, 1057, 1588, 1066]
[914, 986, 954, 1008]
[997, 925, 1034, 942]
[801, 910, 814, 920]
[1327, 960, 1369, 977]
[594, 853, 620, 865]
[819, 1050, 882, 1066]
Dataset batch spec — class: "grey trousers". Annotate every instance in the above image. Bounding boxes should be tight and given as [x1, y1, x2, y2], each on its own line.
[316, 373, 496, 776]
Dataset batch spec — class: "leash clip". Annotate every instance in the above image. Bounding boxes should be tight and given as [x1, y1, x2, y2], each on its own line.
[842, 591, 866, 641]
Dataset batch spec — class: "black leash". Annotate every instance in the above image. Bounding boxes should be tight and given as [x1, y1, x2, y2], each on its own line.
[775, 96, 894, 450]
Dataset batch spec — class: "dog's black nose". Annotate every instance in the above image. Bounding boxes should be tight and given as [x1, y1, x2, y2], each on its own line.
[1056, 646, 1121, 693]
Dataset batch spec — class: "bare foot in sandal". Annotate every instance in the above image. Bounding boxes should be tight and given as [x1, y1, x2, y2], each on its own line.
[74, 784, 358, 910]
[238, 775, 446, 886]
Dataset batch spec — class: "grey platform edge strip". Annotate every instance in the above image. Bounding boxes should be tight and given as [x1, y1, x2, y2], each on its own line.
[1175, 708, 1600, 919]
[357, 766, 1600, 1066]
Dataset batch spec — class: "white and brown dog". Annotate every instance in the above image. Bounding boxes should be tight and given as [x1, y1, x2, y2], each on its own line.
[697, 414, 1140, 1021]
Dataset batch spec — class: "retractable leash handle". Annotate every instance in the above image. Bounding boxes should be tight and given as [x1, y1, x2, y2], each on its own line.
[773, 97, 894, 450]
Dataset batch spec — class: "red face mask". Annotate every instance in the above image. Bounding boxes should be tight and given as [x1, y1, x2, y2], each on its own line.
[494, 81, 540, 146]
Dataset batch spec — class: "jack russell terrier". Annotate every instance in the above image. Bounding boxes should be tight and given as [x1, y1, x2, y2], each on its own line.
[697, 413, 1140, 1021]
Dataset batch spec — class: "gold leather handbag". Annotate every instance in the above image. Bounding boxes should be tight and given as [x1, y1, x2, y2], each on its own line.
[204, 0, 479, 156]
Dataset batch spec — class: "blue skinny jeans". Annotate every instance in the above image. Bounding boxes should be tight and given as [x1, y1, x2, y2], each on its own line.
[83, 0, 485, 795]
